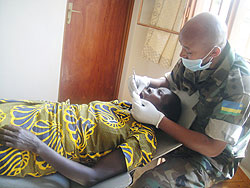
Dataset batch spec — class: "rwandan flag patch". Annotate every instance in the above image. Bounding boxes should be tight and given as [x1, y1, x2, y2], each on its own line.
[220, 100, 243, 116]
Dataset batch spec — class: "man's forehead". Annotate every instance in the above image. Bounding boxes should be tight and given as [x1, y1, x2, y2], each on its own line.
[179, 32, 207, 53]
[179, 36, 195, 51]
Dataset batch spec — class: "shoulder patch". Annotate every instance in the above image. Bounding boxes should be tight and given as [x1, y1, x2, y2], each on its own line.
[220, 100, 242, 116]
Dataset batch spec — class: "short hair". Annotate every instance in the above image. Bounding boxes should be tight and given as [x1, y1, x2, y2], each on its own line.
[180, 12, 228, 49]
[161, 92, 182, 123]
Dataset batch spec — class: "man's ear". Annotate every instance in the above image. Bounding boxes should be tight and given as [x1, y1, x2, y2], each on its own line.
[211, 46, 221, 58]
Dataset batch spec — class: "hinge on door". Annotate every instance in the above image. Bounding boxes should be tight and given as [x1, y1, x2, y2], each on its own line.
[67, 2, 81, 24]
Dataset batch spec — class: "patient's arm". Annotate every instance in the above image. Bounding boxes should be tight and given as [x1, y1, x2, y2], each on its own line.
[0, 125, 127, 186]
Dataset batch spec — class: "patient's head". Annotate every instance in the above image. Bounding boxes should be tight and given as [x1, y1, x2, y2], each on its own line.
[140, 87, 182, 122]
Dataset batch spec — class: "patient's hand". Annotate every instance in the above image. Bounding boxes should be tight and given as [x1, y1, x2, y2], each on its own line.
[0, 125, 41, 153]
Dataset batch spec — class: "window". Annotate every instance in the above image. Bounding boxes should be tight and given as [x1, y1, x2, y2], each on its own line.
[137, 0, 250, 66]
[193, 0, 250, 60]
[229, 0, 250, 61]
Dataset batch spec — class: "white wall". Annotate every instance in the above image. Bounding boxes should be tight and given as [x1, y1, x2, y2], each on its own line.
[0, 0, 67, 101]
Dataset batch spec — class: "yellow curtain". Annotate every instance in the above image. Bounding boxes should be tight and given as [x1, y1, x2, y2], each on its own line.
[142, 0, 188, 67]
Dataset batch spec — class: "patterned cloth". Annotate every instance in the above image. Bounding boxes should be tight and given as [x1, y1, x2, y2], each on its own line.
[132, 42, 250, 188]
[0, 99, 156, 177]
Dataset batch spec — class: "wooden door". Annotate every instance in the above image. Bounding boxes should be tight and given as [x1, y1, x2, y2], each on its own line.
[58, 0, 134, 104]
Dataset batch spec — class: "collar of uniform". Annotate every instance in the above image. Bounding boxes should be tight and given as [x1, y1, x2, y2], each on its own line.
[210, 42, 235, 86]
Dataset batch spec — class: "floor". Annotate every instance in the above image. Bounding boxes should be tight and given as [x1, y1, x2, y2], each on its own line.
[211, 167, 250, 188]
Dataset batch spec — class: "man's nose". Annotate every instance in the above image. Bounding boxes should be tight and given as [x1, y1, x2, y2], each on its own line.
[180, 48, 188, 58]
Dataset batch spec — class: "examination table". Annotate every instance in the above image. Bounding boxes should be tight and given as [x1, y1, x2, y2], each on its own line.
[0, 90, 198, 188]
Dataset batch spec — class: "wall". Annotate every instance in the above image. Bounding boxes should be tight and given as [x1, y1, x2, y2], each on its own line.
[0, 0, 66, 101]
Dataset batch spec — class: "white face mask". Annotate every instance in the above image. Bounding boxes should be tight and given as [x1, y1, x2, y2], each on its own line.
[182, 47, 216, 72]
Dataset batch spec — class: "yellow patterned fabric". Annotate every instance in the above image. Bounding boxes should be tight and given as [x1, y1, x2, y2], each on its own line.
[0, 99, 156, 177]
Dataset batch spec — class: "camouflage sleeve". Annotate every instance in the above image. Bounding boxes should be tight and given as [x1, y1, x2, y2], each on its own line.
[165, 72, 174, 88]
[205, 70, 250, 145]
[165, 59, 198, 96]
[118, 123, 157, 172]
[164, 59, 183, 91]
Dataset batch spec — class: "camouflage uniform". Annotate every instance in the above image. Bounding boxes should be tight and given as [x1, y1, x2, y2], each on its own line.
[131, 42, 250, 188]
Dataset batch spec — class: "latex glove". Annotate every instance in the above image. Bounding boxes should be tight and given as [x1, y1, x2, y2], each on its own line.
[128, 75, 150, 97]
[131, 91, 142, 105]
[131, 98, 165, 128]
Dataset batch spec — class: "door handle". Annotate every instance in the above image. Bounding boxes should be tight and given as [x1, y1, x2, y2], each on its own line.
[67, 2, 81, 24]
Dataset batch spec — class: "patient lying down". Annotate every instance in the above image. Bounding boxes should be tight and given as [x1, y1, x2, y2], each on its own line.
[0, 87, 181, 187]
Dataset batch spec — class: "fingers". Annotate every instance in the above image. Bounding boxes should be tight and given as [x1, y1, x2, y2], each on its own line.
[132, 98, 142, 107]
[0, 128, 16, 146]
[2, 124, 20, 132]
[0, 126, 16, 137]
[130, 102, 139, 118]
[0, 134, 15, 143]
[3, 142, 15, 148]
[137, 85, 145, 94]
[0, 134, 19, 150]
[0, 125, 20, 145]
[140, 99, 151, 106]
[132, 92, 141, 104]
[0, 125, 38, 151]
[128, 75, 139, 96]
[131, 100, 145, 123]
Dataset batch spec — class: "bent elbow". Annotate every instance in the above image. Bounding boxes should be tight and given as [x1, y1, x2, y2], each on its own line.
[204, 150, 222, 158]
[203, 141, 227, 158]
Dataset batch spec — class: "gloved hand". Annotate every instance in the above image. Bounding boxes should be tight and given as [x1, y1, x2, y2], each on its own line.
[131, 98, 165, 128]
[128, 75, 150, 97]
[131, 91, 142, 105]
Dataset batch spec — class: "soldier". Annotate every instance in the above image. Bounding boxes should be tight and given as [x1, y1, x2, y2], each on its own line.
[129, 12, 250, 187]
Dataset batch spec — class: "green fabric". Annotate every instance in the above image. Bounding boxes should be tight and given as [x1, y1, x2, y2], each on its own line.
[0, 99, 156, 177]
[131, 146, 236, 188]
[169, 42, 250, 179]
